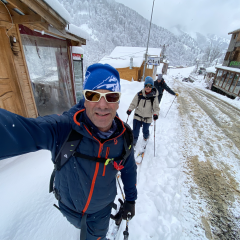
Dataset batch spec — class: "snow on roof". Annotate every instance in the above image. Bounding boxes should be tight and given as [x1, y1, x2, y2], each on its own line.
[42, 0, 72, 23]
[66, 24, 89, 40]
[72, 46, 84, 54]
[216, 65, 240, 74]
[99, 46, 161, 69]
[206, 66, 216, 73]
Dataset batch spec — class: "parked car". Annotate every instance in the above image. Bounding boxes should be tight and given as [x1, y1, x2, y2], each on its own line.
[182, 78, 189, 82]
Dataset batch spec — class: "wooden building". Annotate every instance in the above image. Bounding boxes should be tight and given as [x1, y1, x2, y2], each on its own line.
[0, 0, 87, 117]
[212, 28, 240, 98]
[99, 46, 161, 81]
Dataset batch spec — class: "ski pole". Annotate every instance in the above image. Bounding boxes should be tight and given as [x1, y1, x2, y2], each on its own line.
[164, 96, 176, 118]
[123, 214, 131, 239]
[126, 115, 129, 124]
[117, 174, 125, 200]
[154, 120, 156, 157]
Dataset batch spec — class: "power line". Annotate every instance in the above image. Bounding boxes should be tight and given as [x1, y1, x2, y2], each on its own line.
[141, 0, 155, 82]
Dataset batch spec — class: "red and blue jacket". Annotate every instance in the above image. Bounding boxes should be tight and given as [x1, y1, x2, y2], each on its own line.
[0, 101, 137, 227]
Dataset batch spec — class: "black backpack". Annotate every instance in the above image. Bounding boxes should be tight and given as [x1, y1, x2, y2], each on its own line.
[49, 122, 133, 193]
[136, 88, 157, 111]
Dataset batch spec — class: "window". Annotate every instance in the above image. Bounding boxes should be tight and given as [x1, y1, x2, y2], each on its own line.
[233, 74, 240, 95]
[233, 51, 240, 61]
[222, 73, 230, 89]
[73, 60, 83, 102]
[21, 33, 74, 116]
[229, 74, 239, 93]
[218, 71, 227, 87]
[224, 52, 230, 61]
[215, 70, 223, 85]
[224, 73, 234, 91]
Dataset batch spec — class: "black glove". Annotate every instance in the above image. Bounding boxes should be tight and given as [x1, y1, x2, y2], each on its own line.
[126, 110, 132, 115]
[153, 114, 158, 120]
[122, 201, 135, 220]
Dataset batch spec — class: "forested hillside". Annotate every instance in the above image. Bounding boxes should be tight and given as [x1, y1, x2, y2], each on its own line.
[58, 0, 228, 68]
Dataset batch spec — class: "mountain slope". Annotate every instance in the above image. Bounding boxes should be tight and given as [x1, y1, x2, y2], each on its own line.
[58, 0, 202, 67]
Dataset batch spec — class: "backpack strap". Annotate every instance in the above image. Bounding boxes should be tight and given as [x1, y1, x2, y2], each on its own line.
[49, 130, 83, 193]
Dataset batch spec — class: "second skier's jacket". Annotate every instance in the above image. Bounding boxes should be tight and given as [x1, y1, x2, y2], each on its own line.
[154, 78, 176, 96]
[0, 101, 137, 227]
[128, 88, 160, 123]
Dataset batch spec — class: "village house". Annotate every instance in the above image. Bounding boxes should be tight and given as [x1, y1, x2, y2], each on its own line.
[212, 28, 240, 98]
[99, 46, 164, 81]
[0, 0, 88, 117]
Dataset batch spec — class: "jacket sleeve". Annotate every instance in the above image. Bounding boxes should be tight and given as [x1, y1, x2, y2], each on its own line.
[163, 82, 176, 95]
[120, 149, 137, 201]
[0, 108, 72, 160]
[153, 96, 160, 116]
[128, 93, 139, 111]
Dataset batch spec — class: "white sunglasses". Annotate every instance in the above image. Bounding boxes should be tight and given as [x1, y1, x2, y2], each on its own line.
[83, 90, 121, 103]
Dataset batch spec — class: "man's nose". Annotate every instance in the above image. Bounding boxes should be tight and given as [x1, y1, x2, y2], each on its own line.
[97, 96, 108, 108]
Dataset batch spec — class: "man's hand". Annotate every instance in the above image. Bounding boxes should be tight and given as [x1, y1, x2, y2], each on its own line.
[122, 201, 135, 220]
[153, 114, 158, 120]
[175, 93, 179, 96]
[126, 110, 132, 115]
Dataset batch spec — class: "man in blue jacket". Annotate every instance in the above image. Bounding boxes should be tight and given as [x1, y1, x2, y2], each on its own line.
[154, 74, 179, 104]
[0, 63, 137, 240]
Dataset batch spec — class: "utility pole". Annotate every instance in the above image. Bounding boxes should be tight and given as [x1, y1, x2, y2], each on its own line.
[195, 58, 199, 74]
[141, 0, 155, 82]
[160, 44, 169, 62]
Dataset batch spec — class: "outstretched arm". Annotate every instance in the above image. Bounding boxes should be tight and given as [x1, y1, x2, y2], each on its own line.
[0, 109, 71, 160]
[163, 82, 176, 95]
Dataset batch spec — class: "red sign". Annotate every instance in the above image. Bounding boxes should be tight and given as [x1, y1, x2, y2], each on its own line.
[72, 53, 83, 60]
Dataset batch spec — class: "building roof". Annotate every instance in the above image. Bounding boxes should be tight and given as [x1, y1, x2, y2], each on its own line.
[228, 28, 240, 35]
[99, 46, 161, 69]
[216, 65, 240, 74]
[206, 66, 217, 73]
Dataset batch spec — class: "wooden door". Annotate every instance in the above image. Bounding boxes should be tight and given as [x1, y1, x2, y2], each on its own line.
[0, 27, 25, 116]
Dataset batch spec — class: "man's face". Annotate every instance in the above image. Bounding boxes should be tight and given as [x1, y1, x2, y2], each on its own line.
[158, 79, 161, 82]
[84, 89, 119, 132]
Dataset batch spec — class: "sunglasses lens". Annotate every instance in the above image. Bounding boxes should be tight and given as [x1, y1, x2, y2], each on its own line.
[106, 93, 120, 103]
[145, 84, 152, 88]
[85, 91, 100, 102]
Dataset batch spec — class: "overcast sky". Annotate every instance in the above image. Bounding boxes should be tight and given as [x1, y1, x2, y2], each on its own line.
[115, 0, 240, 39]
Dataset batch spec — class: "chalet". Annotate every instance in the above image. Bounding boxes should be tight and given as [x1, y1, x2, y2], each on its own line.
[212, 28, 240, 98]
[0, 0, 88, 117]
[99, 46, 162, 81]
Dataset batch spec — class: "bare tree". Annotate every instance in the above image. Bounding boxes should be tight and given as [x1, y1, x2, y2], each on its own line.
[203, 42, 222, 67]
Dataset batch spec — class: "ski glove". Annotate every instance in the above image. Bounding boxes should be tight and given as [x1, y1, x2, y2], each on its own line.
[126, 110, 132, 115]
[153, 114, 158, 120]
[175, 93, 179, 96]
[122, 201, 135, 220]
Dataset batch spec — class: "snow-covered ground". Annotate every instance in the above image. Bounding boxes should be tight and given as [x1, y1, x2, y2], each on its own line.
[1, 67, 240, 240]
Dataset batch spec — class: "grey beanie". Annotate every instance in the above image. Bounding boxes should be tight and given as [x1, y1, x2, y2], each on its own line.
[158, 74, 162, 80]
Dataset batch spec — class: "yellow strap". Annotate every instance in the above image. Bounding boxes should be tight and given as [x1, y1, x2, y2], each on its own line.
[105, 158, 113, 166]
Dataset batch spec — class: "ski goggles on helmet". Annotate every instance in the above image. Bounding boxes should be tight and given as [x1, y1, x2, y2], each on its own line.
[145, 84, 153, 88]
[83, 90, 121, 103]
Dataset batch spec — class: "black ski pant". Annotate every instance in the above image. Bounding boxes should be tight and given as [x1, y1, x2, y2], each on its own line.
[59, 201, 112, 240]
[158, 94, 163, 104]
[133, 119, 151, 145]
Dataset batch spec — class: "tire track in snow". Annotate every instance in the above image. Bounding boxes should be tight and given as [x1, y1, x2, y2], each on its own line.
[176, 82, 240, 240]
